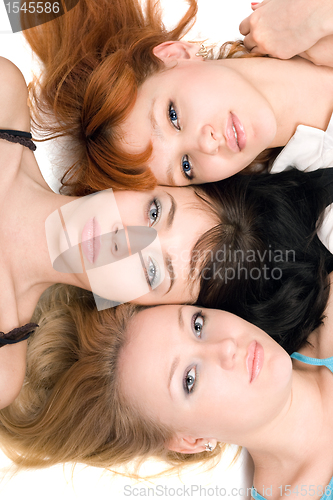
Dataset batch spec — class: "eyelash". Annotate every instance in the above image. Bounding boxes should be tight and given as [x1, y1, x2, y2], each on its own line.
[142, 199, 161, 289]
[183, 311, 205, 394]
[168, 102, 180, 130]
[146, 198, 161, 227]
[144, 255, 160, 289]
[183, 366, 196, 394]
[192, 311, 204, 338]
[168, 102, 194, 181]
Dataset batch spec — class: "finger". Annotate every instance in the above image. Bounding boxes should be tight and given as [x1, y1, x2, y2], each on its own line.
[239, 16, 250, 36]
[250, 46, 269, 55]
[242, 33, 259, 52]
[298, 51, 313, 62]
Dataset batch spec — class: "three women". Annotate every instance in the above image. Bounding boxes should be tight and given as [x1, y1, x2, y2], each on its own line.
[1, 2, 333, 497]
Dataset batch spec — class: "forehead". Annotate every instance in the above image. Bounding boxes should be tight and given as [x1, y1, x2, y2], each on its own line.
[128, 305, 181, 345]
[143, 60, 218, 89]
[119, 305, 181, 394]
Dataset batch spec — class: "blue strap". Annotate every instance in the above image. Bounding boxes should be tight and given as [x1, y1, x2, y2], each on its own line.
[252, 482, 333, 500]
[291, 352, 333, 374]
[251, 487, 266, 500]
[322, 475, 333, 499]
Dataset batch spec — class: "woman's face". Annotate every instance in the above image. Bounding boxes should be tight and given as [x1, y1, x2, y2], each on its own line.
[47, 187, 215, 305]
[119, 305, 292, 447]
[119, 57, 277, 185]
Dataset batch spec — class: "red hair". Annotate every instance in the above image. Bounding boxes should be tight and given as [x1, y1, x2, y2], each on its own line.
[24, 2, 279, 193]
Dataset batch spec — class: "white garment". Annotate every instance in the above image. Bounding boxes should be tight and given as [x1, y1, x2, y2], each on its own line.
[270, 114, 333, 254]
[271, 114, 333, 173]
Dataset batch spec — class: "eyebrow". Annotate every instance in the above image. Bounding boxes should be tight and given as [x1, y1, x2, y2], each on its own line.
[149, 98, 164, 140]
[166, 162, 176, 186]
[149, 99, 177, 186]
[165, 253, 175, 294]
[164, 192, 177, 294]
[167, 356, 179, 394]
[167, 306, 186, 394]
[166, 192, 176, 229]
[178, 304, 185, 330]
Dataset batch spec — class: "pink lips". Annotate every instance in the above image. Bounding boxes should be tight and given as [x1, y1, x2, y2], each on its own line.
[225, 113, 246, 153]
[246, 340, 264, 383]
[81, 217, 101, 264]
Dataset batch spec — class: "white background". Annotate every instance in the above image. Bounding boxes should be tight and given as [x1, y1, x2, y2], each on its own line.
[0, 1, 254, 498]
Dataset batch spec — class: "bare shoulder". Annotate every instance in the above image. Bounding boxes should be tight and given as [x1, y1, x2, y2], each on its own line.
[0, 57, 30, 133]
[0, 341, 27, 410]
[313, 271, 333, 357]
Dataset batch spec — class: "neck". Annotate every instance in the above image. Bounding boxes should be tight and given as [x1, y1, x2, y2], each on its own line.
[246, 283, 333, 487]
[0, 157, 83, 326]
[221, 56, 333, 147]
[231, 361, 333, 493]
[249, 369, 322, 465]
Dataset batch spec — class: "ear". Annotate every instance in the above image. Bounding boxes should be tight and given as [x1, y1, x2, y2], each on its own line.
[153, 41, 198, 64]
[167, 435, 217, 455]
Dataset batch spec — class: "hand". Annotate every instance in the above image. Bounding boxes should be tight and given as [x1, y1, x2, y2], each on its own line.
[239, 0, 333, 59]
[299, 35, 333, 68]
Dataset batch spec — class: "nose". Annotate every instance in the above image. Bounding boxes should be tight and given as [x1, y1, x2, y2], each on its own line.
[197, 125, 222, 155]
[110, 225, 157, 258]
[210, 338, 237, 370]
[110, 226, 128, 258]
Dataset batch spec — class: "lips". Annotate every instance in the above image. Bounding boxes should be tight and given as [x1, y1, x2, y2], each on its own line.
[225, 113, 246, 152]
[232, 113, 246, 150]
[246, 340, 264, 383]
[81, 217, 101, 264]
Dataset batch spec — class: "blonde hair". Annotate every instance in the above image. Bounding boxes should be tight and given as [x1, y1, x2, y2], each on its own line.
[0, 285, 227, 473]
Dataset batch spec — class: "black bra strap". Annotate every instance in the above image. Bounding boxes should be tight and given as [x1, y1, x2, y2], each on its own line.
[0, 323, 38, 347]
[0, 129, 36, 151]
[0, 129, 32, 138]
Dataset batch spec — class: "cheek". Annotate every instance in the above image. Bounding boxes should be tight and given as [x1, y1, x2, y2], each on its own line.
[244, 354, 292, 425]
[86, 255, 151, 303]
[114, 194, 144, 225]
[202, 157, 243, 181]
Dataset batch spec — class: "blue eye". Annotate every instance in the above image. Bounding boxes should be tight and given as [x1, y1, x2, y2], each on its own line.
[192, 312, 204, 338]
[145, 256, 159, 288]
[182, 155, 193, 179]
[147, 199, 161, 227]
[184, 367, 196, 394]
[169, 103, 180, 130]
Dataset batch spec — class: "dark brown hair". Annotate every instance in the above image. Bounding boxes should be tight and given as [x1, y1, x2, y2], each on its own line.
[193, 169, 333, 353]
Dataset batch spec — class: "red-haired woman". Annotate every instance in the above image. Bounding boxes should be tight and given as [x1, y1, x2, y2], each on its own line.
[23, 0, 333, 193]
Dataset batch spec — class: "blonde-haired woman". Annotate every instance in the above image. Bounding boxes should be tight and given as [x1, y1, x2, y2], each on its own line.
[1, 279, 333, 500]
